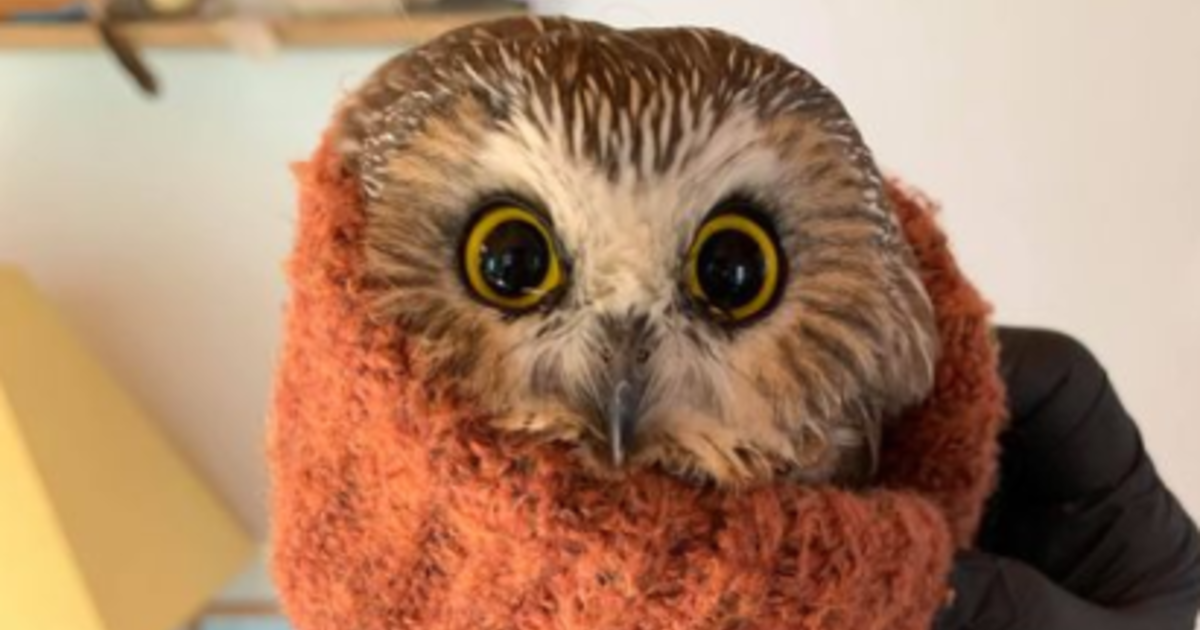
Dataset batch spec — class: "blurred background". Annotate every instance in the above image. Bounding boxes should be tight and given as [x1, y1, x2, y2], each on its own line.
[1, 1, 1197, 628]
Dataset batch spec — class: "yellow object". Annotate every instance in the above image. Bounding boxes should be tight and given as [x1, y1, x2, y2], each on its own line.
[0, 267, 254, 630]
[685, 212, 782, 323]
[462, 204, 564, 312]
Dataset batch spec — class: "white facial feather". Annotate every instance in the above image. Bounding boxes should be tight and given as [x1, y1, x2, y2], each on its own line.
[344, 16, 940, 484]
[471, 95, 834, 476]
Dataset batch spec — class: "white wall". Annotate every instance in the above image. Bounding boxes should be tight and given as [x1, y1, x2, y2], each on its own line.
[0, 49, 390, 534]
[2, 0, 1197, 537]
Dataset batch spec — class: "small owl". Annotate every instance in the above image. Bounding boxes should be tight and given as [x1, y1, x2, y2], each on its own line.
[338, 16, 938, 487]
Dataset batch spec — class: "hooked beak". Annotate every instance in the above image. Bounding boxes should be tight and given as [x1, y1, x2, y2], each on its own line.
[597, 313, 653, 467]
[607, 377, 645, 466]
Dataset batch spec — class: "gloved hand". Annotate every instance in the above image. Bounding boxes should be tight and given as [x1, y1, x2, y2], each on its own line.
[936, 327, 1200, 629]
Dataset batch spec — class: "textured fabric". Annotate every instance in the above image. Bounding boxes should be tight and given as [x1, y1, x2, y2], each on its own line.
[937, 328, 1200, 630]
[267, 134, 1006, 630]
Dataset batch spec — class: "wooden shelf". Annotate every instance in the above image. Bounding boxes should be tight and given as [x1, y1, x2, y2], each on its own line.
[0, 8, 525, 49]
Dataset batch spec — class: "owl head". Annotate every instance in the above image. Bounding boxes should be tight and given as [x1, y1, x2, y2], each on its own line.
[336, 16, 938, 486]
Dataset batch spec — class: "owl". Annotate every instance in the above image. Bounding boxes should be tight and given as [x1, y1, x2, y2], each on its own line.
[336, 16, 938, 487]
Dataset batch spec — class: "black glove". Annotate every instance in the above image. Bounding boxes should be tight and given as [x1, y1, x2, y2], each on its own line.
[936, 327, 1200, 630]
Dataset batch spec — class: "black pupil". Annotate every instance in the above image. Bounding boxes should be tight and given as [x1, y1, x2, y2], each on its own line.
[479, 220, 550, 298]
[696, 229, 766, 313]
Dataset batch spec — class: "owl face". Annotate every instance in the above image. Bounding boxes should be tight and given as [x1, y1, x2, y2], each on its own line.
[340, 17, 938, 485]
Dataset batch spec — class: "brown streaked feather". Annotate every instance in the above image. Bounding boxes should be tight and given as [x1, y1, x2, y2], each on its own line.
[337, 15, 939, 488]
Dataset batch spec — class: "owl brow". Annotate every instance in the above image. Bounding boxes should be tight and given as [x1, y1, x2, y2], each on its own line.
[463, 189, 555, 225]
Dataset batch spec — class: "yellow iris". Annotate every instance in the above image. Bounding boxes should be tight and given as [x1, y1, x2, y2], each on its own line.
[462, 205, 563, 312]
[686, 212, 781, 323]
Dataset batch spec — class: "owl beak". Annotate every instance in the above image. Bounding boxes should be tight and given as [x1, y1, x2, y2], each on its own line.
[598, 313, 654, 468]
[607, 377, 645, 467]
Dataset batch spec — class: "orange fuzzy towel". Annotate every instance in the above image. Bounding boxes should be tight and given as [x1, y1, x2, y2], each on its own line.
[269, 128, 1004, 629]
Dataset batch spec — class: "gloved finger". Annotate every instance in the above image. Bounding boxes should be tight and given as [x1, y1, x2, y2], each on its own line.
[993, 327, 1140, 503]
[936, 550, 1144, 630]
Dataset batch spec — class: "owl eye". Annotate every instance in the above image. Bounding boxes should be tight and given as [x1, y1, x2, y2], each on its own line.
[461, 203, 564, 312]
[685, 210, 783, 324]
